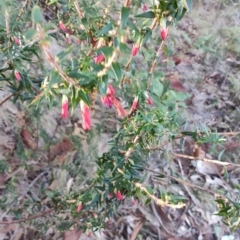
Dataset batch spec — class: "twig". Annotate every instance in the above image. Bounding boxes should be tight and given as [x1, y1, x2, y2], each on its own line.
[0, 208, 54, 225]
[130, 220, 143, 240]
[147, 24, 171, 90]
[171, 152, 240, 167]
[74, 1, 84, 18]
[145, 167, 222, 197]
[177, 159, 201, 207]
[16, 0, 29, 22]
[218, 131, 240, 136]
[0, 93, 14, 107]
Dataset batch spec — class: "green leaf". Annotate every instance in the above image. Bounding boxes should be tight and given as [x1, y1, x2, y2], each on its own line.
[99, 46, 114, 59]
[56, 46, 73, 62]
[97, 23, 113, 37]
[120, 7, 130, 29]
[0, 0, 6, 11]
[152, 79, 163, 97]
[32, 5, 43, 24]
[144, 198, 151, 205]
[136, 11, 155, 19]
[186, 0, 193, 11]
[181, 0, 190, 11]
[77, 90, 91, 106]
[111, 62, 122, 82]
[49, 71, 61, 87]
[98, 75, 108, 95]
[25, 29, 37, 40]
[142, 29, 152, 45]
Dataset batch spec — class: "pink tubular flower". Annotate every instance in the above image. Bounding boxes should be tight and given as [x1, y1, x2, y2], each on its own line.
[14, 37, 20, 46]
[144, 92, 153, 105]
[115, 191, 124, 201]
[61, 95, 68, 119]
[101, 84, 127, 117]
[80, 101, 92, 130]
[106, 84, 115, 96]
[101, 96, 113, 108]
[59, 21, 72, 35]
[130, 96, 138, 113]
[77, 202, 83, 213]
[132, 45, 140, 56]
[94, 54, 105, 64]
[142, 3, 148, 12]
[14, 70, 21, 81]
[132, 198, 137, 205]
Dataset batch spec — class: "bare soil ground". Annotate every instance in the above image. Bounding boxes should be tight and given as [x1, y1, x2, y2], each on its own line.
[0, 1, 240, 240]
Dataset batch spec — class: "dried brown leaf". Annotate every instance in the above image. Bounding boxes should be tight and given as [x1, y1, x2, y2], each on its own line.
[49, 138, 73, 161]
[63, 228, 82, 240]
[223, 141, 240, 150]
[168, 74, 186, 92]
[20, 129, 37, 150]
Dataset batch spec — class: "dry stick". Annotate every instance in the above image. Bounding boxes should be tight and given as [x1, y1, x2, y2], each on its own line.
[5, 11, 11, 48]
[0, 93, 14, 107]
[130, 221, 143, 240]
[145, 167, 221, 198]
[171, 152, 240, 167]
[218, 131, 240, 136]
[0, 208, 54, 225]
[74, 1, 84, 18]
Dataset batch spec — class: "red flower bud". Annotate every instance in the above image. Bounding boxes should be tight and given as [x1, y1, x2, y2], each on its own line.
[160, 29, 167, 41]
[115, 191, 124, 201]
[59, 22, 72, 35]
[142, 3, 148, 12]
[130, 96, 138, 113]
[77, 203, 82, 213]
[14, 37, 20, 46]
[94, 54, 105, 64]
[14, 70, 21, 81]
[160, 18, 167, 41]
[132, 45, 140, 56]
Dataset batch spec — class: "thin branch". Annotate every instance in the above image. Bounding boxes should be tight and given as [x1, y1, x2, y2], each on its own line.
[145, 167, 222, 197]
[74, 1, 84, 18]
[171, 152, 240, 167]
[0, 93, 14, 107]
[0, 208, 54, 225]
[147, 24, 171, 90]
[16, 0, 29, 22]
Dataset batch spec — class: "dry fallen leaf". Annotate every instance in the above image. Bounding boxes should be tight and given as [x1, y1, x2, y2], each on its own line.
[63, 228, 82, 240]
[168, 74, 186, 92]
[20, 129, 37, 150]
[49, 138, 74, 160]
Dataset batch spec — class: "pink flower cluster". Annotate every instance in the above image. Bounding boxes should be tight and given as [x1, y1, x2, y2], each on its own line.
[101, 85, 127, 117]
[60, 96, 92, 131]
